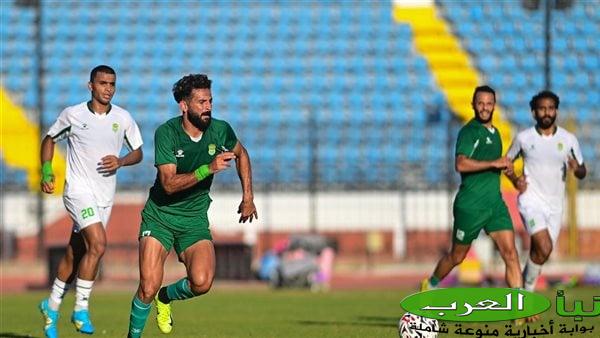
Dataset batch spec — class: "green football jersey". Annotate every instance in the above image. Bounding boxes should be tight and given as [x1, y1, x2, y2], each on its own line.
[143, 116, 238, 221]
[454, 119, 504, 209]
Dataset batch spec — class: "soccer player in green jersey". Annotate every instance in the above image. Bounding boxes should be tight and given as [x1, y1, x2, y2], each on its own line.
[127, 74, 257, 337]
[421, 85, 522, 291]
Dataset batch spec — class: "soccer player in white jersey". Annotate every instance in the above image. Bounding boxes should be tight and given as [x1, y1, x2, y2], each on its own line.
[38, 65, 144, 338]
[505, 90, 586, 322]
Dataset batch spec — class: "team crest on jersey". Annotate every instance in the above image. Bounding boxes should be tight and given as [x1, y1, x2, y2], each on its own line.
[208, 144, 216, 155]
[557, 142, 563, 151]
[175, 149, 185, 158]
[485, 136, 492, 144]
[80, 123, 89, 130]
[112, 123, 119, 132]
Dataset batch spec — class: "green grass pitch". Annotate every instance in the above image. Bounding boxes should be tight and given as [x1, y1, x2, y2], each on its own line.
[1, 287, 598, 337]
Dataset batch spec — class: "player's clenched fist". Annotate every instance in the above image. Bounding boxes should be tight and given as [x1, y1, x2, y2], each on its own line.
[41, 176, 55, 194]
[209, 152, 236, 174]
[514, 175, 527, 193]
[493, 156, 512, 170]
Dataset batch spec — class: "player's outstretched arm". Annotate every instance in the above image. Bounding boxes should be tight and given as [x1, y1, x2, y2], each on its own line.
[455, 154, 512, 173]
[232, 141, 257, 223]
[40, 135, 56, 194]
[98, 148, 143, 174]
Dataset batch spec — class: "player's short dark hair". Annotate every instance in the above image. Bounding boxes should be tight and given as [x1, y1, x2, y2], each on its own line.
[472, 85, 496, 102]
[172, 74, 212, 103]
[529, 90, 560, 110]
[90, 65, 116, 82]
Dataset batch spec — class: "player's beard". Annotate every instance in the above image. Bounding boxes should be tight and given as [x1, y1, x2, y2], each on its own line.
[475, 108, 494, 124]
[188, 111, 211, 131]
[536, 114, 555, 130]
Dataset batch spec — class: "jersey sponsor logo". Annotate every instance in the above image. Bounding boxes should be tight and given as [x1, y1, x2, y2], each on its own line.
[208, 144, 216, 155]
[456, 229, 465, 241]
[77, 123, 89, 130]
[485, 136, 492, 144]
[175, 149, 185, 158]
[112, 122, 119, 132]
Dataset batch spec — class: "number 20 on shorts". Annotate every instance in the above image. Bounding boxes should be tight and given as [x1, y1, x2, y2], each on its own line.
[81, 207, 95, 219]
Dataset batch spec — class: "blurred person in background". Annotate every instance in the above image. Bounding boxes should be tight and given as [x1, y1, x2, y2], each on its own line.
[39, 65, 144, 338]
[127, 74, 257, 338]
[421, 85, 523, 292]
[505, 90, 586, 322]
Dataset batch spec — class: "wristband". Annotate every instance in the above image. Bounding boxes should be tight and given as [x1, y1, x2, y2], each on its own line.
[193, 164, 211, 181]
[41, 161, 53, 183]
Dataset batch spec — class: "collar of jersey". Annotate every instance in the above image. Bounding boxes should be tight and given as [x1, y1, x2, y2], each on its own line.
[535, 125, 557, 137]
[470, 118, 495, 132]
[87, 101, 112, 115]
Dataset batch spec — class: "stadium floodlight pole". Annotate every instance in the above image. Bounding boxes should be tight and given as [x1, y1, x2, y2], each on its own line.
[16, 0, 45, 258]
[524, 0, 575, 89]
[34, 0, 45, 259]
[544, 0, 552, 90]
[307, 109, 318, 233]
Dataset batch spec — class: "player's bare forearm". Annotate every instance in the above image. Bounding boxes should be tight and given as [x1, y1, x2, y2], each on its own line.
[158, 163, 199, 195]
[232, 142, 257, 222]
[455, 155, 511, 173]
[161, 173, 200, 195]
[119, 148, 143, 167]
[567, 155, 586, 180]
[99, 148, 143, 174]
[234, 142, 254, 201]
[40, 135, 55, 163]
[40, 135, 56, 193]
[504, 167, 518, 183]
[574, 163, 586, 180]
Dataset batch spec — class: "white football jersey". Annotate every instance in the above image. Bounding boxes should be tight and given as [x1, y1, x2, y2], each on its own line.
[506, 126, 584, 213]
[47, 101, 143, 206]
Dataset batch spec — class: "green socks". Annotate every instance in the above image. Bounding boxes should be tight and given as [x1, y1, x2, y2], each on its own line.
[165, 278, 196, 302]
[128, 296, 151, 338]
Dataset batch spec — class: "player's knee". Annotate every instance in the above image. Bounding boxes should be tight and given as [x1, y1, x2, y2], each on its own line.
[87, 239, 106, 259]
[533, 243, 552, 263]
[500, 247, 519, 263]
[139, 281, 161, 300]
[189, 274, 213, 295]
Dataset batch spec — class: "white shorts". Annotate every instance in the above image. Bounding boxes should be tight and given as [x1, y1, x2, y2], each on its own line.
[518, 199, 562, 246]
[63, 193, 112, 233]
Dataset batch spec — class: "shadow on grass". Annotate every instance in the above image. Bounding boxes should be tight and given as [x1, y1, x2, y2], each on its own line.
[0, 333, 40, 338]
[296, 315, 399, 328]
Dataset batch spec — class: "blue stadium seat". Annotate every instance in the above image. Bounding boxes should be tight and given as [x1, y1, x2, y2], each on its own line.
[6, 1, 596, 189]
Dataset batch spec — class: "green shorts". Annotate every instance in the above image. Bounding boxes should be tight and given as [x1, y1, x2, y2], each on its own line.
[139, 201, 213, 255]
[452, 201, 513, 244]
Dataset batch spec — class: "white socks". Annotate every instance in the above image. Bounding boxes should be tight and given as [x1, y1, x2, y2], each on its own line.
[523, 257, 542, 292]
[74, 278, 94, 311]
[48, 278, 68, 311]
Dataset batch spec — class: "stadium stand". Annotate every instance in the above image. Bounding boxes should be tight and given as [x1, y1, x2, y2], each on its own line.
[1, 1, 598, 190]
[438, 0, 600, 136]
